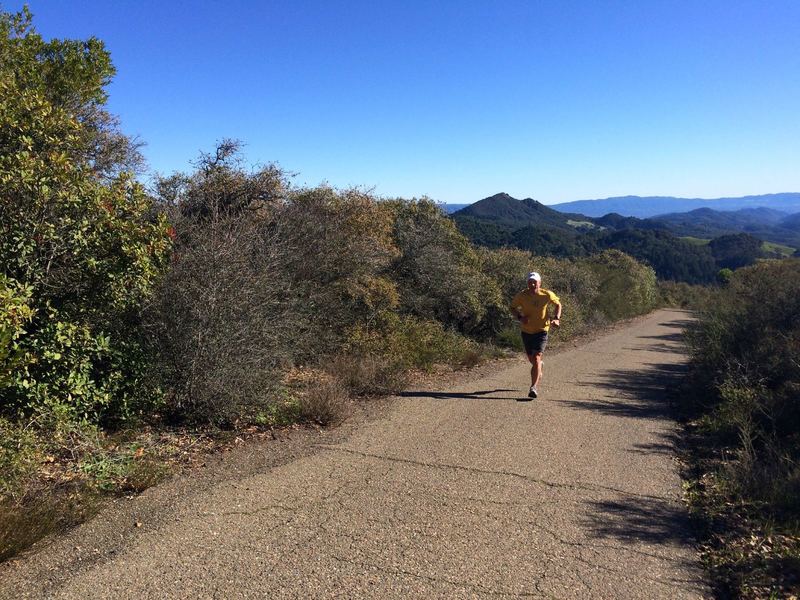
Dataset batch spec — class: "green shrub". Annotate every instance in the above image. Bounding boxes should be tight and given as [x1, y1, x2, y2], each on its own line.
[386, 199, 503, 337]
[347, 312, 479, 371]
[0, 276, 35, 389]
[580, 250, 658, 321]
[1, 9, 171, 425]
[495, 324, 524, 351]
[685, 259, 800, 517]
[658, 280, 714, 309]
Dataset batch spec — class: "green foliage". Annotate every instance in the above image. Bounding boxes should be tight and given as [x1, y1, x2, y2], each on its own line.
[0, 276, 35, 388]
[510, 225, 587, 258]
[716, 268, 733, 285]
[592, 229, 717, 284]
[347, 312, 479, 372]
[685, 259, 800, 517]
[387, 198, 504, 336]
[708, 233, 764, 270]
[657, 280, 714, 309]
[581, 250, 659, 321]
[282, 185, 399, 354]
[0, 8, 171, 424]
[0, 8, 143, 178]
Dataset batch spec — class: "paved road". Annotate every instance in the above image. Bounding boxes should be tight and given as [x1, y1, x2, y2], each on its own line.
[2, 309, 707, 598]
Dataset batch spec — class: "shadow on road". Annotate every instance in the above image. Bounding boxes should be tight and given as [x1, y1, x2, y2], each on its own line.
[638, 331, 686, 344]
[582, 495, 696, 549]
[627, 436, 679, 455]
[562, 361, 686, 421]
[399, 389, 520, 401]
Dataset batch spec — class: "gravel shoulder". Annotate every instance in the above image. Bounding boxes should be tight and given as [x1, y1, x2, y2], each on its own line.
[1, 309, 708, 599]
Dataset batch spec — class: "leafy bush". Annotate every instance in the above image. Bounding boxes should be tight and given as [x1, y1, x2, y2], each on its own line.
[386, 199, 503, 336]
[279, 185, 399, 357]
[0, 8, 171, 424]
[0, 276, 34, 388]
[581, 250, 659, 321]
[685, 259, 800, 515]
[347, 312, 479, 372]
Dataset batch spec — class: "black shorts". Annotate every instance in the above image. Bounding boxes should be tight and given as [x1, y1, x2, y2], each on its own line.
[521, 330, 548, 356]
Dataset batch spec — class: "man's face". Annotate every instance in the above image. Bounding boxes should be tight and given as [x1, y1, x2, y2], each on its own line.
[527, 278, 541, 292]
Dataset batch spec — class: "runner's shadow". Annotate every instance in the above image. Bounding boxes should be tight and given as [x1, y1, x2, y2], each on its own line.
[399, 389, 521, 401]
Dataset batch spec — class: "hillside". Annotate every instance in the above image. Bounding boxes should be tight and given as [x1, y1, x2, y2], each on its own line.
[449, 193, 720, 283]
[651, 207, 800, 248]
[551, 193, 800, 218]
[452, 192, 580, 232]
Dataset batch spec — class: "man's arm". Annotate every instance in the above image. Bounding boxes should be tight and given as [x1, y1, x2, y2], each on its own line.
[510, 295, 528, 324]
[550, 301, 562, 326]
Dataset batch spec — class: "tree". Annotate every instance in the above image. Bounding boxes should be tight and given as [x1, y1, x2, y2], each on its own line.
[0, 7, 144, 178]
[0, 8, 170, 423]
[387, 199, 502, 335]
[708, 233, 764, 270]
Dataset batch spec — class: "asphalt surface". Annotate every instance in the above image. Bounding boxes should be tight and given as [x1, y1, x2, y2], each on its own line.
[2, 309, 707, 598]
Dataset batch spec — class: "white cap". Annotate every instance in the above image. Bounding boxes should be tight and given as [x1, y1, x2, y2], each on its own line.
[527, 271, 541, 282]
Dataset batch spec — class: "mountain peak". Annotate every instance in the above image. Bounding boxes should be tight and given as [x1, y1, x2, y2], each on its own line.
[452, 193, 574, 230]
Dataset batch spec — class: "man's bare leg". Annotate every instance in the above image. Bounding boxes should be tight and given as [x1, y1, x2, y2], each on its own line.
[528, 353, 543, 388]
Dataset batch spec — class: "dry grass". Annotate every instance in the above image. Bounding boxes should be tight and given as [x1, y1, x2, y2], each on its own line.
[297, 377, 351, 426]
[0, 487, 101, 562]
[327, 354, 407, 397]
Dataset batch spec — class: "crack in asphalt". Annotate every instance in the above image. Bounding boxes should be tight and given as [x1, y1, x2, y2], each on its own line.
[529, 520, 697, 591]
[316, 445, 674, 502]
[327, 553, 546, 598]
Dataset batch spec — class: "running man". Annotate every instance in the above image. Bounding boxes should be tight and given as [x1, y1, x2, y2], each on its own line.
[510, 271, 561, 398]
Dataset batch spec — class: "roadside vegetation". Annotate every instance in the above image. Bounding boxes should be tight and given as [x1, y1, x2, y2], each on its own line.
[681, 259, 800, 598]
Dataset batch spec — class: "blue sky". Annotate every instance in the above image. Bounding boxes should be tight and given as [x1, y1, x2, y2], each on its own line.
[7, 1, 800, 204]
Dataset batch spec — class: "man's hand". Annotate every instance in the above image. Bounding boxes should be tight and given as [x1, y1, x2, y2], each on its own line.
[551, 317, 561, 328]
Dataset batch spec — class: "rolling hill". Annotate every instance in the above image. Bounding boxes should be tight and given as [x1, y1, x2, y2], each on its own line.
[452, 192, 580, 231]
[449, 193, 721, 283]
[650, 207, 800, 248]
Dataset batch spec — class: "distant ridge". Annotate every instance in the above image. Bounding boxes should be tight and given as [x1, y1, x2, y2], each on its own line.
[551, 193, 800, 219]
[442, 203, 469, 214]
